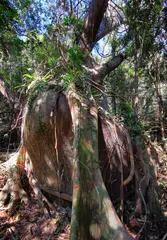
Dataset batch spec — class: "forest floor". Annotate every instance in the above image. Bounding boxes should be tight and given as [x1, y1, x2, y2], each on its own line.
[0, 143, 167, 240]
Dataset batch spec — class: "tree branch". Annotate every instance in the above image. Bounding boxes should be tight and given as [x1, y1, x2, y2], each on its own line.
[0, 77, 11, 101]
[96, 6, 124, 42]
[93, 53, 126, 81]
[0, 76, 20, 105]
[95, 26, 116, 42]
[79, 0, 109, 52]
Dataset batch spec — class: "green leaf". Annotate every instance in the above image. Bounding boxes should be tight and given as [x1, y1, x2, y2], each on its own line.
[63, 17, 69, 26]
[23, 74, 33, 79]
[44, 74, 53, 81]
[70, 15, 77, 24]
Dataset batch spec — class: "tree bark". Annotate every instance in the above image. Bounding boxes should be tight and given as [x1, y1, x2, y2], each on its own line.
[78, 0, 108, 52]
[0, 1, 163, 239]
[154, 53, 165, 141]
[68, 92, 134, 240]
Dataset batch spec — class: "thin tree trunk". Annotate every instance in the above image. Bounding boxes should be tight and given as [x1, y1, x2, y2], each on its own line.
[133, 0, 139, 114]
[155, 53, 165, 141]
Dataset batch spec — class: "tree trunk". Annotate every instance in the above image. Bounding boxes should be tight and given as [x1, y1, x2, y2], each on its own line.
[133, 0, 139, 114]
[68, 92, 133, 239]
[154, 53, 165, 142]
[0, 86, 163, 238]
[0, 1, 164, 239]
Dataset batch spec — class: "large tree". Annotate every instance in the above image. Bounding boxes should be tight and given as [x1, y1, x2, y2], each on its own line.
[0, 0, 164, 239]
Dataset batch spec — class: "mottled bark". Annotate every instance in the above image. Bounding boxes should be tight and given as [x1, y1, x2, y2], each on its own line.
[0, 1, 163, 239]
[68, 92, 133, 240]
[0, 87, 163, 238]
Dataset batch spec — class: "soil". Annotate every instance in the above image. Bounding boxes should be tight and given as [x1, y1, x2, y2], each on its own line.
[0, 143, 167, 240]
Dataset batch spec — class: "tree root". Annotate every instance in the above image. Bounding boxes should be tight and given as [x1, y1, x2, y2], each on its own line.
[0, 167, 28, 216]
[0, 149, 29, 216]
[39, 185, 72, 202]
